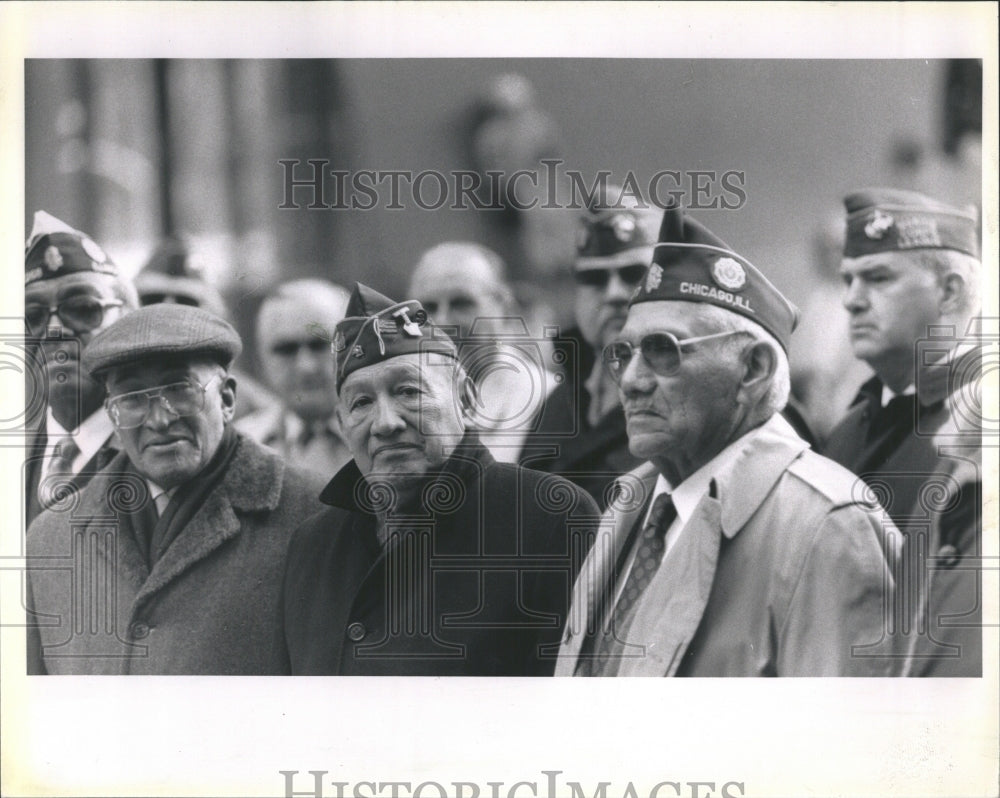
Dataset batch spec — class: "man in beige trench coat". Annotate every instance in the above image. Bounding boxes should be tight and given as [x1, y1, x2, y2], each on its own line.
[556, 206, 900, 677]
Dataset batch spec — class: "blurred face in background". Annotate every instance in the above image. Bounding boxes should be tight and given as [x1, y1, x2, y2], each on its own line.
[258, 295, 341, 424]
[573, 252, 650, 352]
[409, 245, 513, 342]
[25, 271, 129, 428]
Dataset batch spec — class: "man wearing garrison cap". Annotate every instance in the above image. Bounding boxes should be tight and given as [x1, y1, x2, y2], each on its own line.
[25, 304, 324, 674]
[281, 283, 600, 675]
[826, 188, 983, 676]
[23, 211, 139, 528]
[556, 207, 898, 677]
[521, 187, 655, 510]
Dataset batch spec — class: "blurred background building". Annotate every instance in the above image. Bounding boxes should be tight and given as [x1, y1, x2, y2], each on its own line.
[25, 59, 982, 430]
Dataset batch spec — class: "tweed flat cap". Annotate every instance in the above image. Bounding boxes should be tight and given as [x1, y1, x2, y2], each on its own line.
[82, 304, 242, 377]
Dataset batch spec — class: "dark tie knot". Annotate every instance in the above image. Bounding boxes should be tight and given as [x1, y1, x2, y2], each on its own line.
[646, 492, 675, 533]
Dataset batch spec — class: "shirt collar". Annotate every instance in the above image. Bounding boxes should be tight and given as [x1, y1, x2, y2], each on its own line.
[45, 406, 116, 466]
[880, 383, 915, 408]
[652, 428, 750, 529]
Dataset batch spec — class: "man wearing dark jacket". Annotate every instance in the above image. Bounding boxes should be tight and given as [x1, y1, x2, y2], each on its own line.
[23, 211, 138, 528]
[825, 188, 983, 676]
[26, 304, 324, 674]
[282, 283, 600, 675]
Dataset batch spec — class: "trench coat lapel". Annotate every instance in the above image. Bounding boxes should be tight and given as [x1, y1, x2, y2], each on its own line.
[615, 494, 723, 676]
[554, 464, 659, 675]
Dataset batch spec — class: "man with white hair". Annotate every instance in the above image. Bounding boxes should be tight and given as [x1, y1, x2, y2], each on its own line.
[556, 206, 898, 677]
[237, 278, 352, 476]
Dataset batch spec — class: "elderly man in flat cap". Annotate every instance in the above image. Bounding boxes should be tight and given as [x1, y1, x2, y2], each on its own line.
[556, 207, 899, 677]
[282, 283, 599, 675]
[826, 188, 983, 677]
[25, 304, 324, 674]
[23, 211, 139, 528]
[237, 278, 352, 476]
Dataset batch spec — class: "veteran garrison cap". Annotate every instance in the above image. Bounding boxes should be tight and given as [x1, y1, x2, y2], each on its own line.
[25, 210, 119, 285]
[82, 304, 242, 378]
[334, 283, 458, 390]
[843, 187, 979, 259]
[630, 206, 799, 352]
[576, 185, 661, 270]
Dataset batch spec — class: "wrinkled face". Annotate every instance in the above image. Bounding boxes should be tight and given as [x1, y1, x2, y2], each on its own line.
[25, 272, 127, 420]
[337, 354, 468, 484]
[409, 255, 508, 340]
[616, 302, 744, 471]
[105, 358, 235, 490]
[574, 257, 648, 351]
[258, 297, 336, 423]
[840, 252, 944, 374]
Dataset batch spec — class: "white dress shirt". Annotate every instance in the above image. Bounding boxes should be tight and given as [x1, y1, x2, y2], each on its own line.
[40, 408, 116, 485]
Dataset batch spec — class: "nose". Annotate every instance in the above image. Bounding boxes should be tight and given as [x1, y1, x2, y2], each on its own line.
[294, 346, 322, 375]
[370, 396, 406, 437]
[144, 396, 177, 430]
[619, 349, 656, 398]
[842, 277, 868, 313]
[45, 309, 67, 338]
[603, 271, 633, 303]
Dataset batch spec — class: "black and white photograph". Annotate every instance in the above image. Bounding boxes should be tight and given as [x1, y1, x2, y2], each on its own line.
[1, 2, 997, 797]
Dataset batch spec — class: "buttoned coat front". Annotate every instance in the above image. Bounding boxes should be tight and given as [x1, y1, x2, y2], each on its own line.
[555, 415, 899, 677]
[26, 434, 325, 674]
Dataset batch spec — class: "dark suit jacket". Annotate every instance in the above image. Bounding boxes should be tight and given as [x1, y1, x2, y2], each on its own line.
[825, 346, 983, 676]
[282, 433, 601, 675]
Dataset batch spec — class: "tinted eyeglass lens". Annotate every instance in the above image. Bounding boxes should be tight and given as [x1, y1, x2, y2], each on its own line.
[602, 341, 635, 382]
[160, 383, 204, 415]
[641, 334, 682, 375]
[25, 296, 108, 336]
[574, 264, 648, 288]
[272, 339, 329, 357]
[109, 382, 206, 428]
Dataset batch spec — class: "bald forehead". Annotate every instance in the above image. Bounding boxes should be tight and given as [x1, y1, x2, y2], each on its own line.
[411, 244, 504, 294]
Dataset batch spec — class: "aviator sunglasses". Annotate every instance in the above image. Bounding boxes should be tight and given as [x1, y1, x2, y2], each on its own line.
[572, 263, 647, 289]
[25, 296, 123, 337]
[602, 330, 747, 384]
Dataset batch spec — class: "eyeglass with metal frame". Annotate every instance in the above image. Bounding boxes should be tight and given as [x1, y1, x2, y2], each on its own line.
[602, 331, 747, 384]
[572, 263, 647, 289]
[25, 296, 124, 337]
[105, 375, 221, 429]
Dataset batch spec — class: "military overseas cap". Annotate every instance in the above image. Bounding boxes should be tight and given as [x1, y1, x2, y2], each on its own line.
[630, 206, 799, 352]
[82, 304, 242, 378]
[334, 283, 458, 390]
[576, 189, 661, 270]
[843, 187, 979, 259]
[25, 210, 119, 285]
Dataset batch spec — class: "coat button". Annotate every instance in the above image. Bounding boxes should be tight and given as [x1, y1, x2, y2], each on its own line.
[131, 622, 150, 639]
[347, 622, 366, 642]
[938, 544, 960, 568]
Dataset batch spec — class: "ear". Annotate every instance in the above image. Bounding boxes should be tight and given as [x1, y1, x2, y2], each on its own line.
[737, 341, 777, 406]
[458, 374, 481, 419]
[220, 374, 237, 423]
[939, 272, 966, 316]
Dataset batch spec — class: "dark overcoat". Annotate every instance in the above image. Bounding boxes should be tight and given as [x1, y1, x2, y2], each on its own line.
[825, 346, 983, 676]
[26, 433, 325, 674]
[282, 434, 601, 675]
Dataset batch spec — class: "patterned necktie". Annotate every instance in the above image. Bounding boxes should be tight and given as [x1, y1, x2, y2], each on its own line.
[576, 493, 676, 675]
[607, 492, 677, 637]
[38, 436, 80, 506]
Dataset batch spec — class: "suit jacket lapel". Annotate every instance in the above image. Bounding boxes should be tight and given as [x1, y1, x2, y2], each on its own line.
[555, 464, 659, 675]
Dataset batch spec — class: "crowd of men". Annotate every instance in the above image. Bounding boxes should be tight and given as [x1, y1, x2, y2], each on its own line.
[23, 183, 984, 677]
